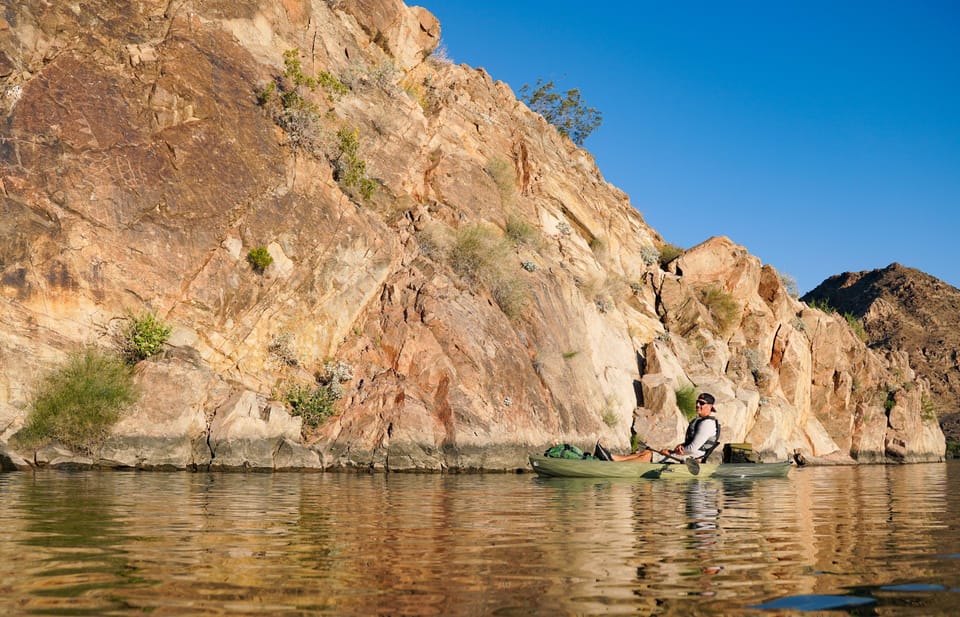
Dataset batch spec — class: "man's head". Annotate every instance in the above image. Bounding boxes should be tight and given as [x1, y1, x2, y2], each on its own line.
[695, 393, 715, 415]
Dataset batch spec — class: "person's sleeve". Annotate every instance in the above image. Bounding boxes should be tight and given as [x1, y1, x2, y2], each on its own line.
[686, 421, 713, 453]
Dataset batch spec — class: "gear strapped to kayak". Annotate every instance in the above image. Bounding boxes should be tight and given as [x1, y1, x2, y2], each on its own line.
[543, 443, 594, 460]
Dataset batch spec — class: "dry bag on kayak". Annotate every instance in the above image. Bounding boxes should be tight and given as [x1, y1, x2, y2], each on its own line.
[543, 443, 593, 460]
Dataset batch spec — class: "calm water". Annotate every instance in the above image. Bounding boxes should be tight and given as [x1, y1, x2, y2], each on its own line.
[1, 463, 959, 616]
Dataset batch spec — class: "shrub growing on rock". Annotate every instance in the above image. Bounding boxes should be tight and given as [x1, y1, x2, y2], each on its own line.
[247, 246, 273, 273]
[121, 311, 171, 363]
[17, 348, 137, 452]
[285, 360, 354, 429]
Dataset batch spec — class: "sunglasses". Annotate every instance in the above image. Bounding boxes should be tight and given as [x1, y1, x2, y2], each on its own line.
[696, 401, 709, 406]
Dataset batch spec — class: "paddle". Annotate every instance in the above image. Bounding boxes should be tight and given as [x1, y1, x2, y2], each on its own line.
[635, 439, 701, 476]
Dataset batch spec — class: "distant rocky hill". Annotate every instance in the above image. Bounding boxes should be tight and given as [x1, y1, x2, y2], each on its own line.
[803, 264, 960, 446]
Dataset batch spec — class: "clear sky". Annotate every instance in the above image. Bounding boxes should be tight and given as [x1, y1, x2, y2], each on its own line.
[415, 1, 960, 294]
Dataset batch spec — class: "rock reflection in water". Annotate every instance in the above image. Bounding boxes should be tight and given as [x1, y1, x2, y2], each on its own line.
[0, 463, 959, 616]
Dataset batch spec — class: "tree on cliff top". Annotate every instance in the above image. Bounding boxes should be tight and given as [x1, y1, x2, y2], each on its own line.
[519, 79, 602, 145]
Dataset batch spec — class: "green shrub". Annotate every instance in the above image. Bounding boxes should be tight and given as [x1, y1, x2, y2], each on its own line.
[448, 223, 528, 317]
[17, 348, 137, 452]
[256, 50, 346, 153]
[658, 243, 684, 267]
[505, 214, 538, 247]
[333, 127, 376, 200]
[285, 360, 353, 429]
[285, 383, 339, 428]
[921, 395, 939, 422]
[701, 287, 741, 334]
[316, 71, 348, 101]
[519, 79, 602, 145]
[449, 223, 508, 283]
[122, 312, 171, 363]
[809, 298, 834, 313]
[844, 312, 868, 342]
[675, 383, 698, 421]
[247, 246, 273, 273]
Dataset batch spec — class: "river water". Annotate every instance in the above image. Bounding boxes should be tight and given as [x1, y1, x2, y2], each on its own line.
[1, 462, 959, 616]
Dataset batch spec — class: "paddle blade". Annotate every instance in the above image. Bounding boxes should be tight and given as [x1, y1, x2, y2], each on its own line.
[685, 457, 701, 475]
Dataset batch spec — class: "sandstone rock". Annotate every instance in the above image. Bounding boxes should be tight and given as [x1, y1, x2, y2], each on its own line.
[0, 0, 945, 472]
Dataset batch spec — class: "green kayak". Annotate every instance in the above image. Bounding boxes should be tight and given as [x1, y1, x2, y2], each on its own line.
[528, 455, 793, 479]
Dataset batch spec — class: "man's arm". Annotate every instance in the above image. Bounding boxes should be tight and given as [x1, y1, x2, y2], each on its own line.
[684, 418, 717, 454]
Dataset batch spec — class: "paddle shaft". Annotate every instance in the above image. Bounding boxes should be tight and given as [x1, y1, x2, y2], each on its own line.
[635, 440, 700, 475]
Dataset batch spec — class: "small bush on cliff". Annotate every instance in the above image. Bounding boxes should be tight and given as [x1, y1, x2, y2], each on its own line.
[519, 79, 602, 145]
[247, 246, 273, 273]
[809, 298, 834, 313]
[844, 312, 868, 342]
[285, 360, 354, 429]
[675, 383, 698, 421]
[658, 243, 684, 267]
[640, 245, 659, 267]
[17, 348, 137, 452]
[701, 286, 741, 334]
[121, 312, 171, 363]
[449, 223, 527, 318]
[332, 127, 377, 200]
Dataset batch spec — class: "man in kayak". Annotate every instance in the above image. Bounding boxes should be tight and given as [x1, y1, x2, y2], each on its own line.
[597, 393, 720, 463]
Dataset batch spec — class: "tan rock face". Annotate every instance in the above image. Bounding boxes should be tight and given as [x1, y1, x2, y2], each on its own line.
[0, 0, 944, 469]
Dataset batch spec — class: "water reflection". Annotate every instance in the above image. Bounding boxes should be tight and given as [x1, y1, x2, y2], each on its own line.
[0, 464, 959, 616]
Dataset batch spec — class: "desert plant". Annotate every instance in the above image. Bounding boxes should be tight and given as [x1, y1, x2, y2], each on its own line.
[485, 157, 516, 204]
[268, 332, 298, 367]
[588, 235, 607, 258]
[780, 272, 800, 299]
[601, 403, 618, 428]
[675, 383, 698, 421]
[920, 395, 939, 422]
[121, 312, 171, 363]
[701, 287, 741, 334]
[844, 312, 868, 342]
[17, 348, 137, 452]
[285, 383, 339, 428]
[316, 70, 348, 101]
[448, 223, 527, 317]
[519, 79, 602, 145]
[257, 50, 318, 112]
[427, 42, 453, 67]
[256, 50, 348, 154]
[658, 243, 684, 267]
[809, 298, 835, 313]
[640, 245, 659, 267]
[247, 246, 273, 273]
[491, 275, 528, 319]
[505, 214, 539, 247]
[332, 127, 376, 200]
[285, 360, 354, 429]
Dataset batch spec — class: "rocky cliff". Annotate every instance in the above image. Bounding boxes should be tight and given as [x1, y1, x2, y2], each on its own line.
[803, 263, 960, 446]
[0, 0, 944, 471]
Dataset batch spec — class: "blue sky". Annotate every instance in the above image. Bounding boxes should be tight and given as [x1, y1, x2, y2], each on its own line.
[415, 1, 960, 294]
